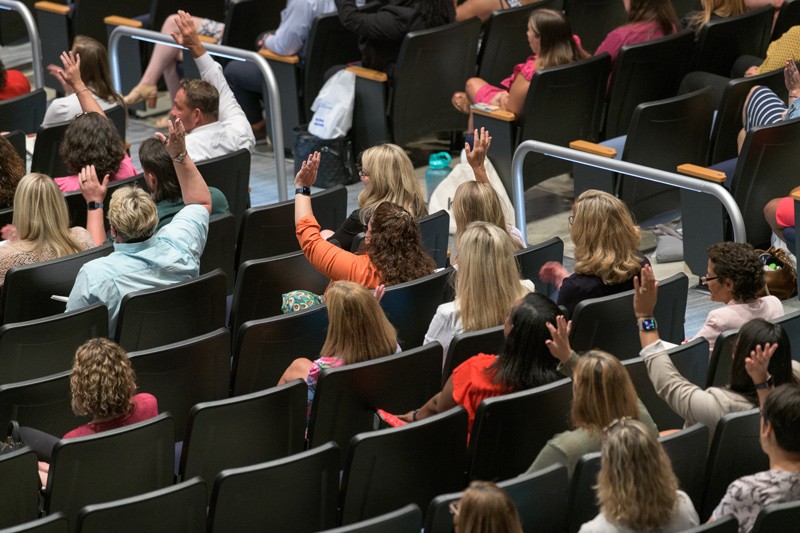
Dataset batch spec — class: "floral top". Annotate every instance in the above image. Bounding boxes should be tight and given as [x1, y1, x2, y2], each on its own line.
[711, 470, 800, 533]
[305, 356, 345, 419]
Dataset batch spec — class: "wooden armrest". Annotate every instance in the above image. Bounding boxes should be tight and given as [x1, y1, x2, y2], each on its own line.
[569, 140, 617, 158]
[35, 1, 70, 15]
[791, 190, 800, 201]
[198, 35, 218, 44]
[470, 105, 516, 121]
[676, 164, 727, 183]
[104, 15, 143, 28]
[346, 66, 388, 82]
[258, 49, 299, 64]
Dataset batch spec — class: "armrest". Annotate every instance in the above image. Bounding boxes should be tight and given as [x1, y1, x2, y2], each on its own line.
[676, 164, 727, 184]
[792, 190, 800, 201]
[258, 49, 300, 64]
[346, 66, 388, 83]
[104, 15, 143, 28]
[35, 1, 70, 15]
[471, 105, 516, 122]
[569, 140, 616, 158]
[199, 35, 218, 44]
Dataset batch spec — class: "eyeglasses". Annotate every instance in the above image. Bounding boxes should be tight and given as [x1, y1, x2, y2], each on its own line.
[449, 501, 460, 517]
[359, 169, 369, 179]
[700, 275, 719, 286]
[603, 416, 632, 433]
[568, 215, 574, 226]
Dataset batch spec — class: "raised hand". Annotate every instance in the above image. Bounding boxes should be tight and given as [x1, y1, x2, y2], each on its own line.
[79, 165, 109, 203]
[745, 342, 777, 385]
[633, 264, 658, 318]
[55, 51, 84, 93]
[171, 10, 203, 57]
[786, 59, 800, 97]
[294, 152, 321, 188]
[545, 315, 573, 363]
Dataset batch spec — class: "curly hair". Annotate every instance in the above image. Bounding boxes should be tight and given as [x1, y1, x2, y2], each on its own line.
[71, 338, 137, 419]
[0, 136, 24, 208]
[707, 242, 765, 301]
[366, 202, 436, 286]
[60, 112, 126, 178]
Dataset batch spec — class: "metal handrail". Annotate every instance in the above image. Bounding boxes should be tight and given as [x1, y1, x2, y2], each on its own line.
[511, 141, 746, 245]
[107, 26, 288, 201]
[0, 0, 43, 89]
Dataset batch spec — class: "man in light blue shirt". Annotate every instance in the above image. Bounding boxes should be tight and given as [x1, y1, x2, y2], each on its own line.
[66, 118, 211, 334]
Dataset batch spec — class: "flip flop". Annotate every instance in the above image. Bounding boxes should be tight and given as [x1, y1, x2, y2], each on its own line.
[451, 92, 470, 114]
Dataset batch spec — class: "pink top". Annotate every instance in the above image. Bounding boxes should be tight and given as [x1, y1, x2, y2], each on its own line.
[691, 296, 785, 353]
[499, 34, 584, 89]
[54, 153, 138, 193]
[63, 393, 158, 438]
[595, 20, 671, 63]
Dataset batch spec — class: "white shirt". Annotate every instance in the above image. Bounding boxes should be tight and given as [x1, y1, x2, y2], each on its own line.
[42, 91, 119, 127]
[264, 0, 337, 56]
[185, 53, 256, 162]
[579, 490, 699, 532]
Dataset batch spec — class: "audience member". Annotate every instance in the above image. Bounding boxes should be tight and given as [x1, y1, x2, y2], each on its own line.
[0, 58, 30, 101]
[139, 137, 229, 230]
[738, 58, 800, 152]
[539, 189, 648, 318]
[50, 51, 137, 193]
[594, 0, 678, 61]
[452, 481, 523, 533]
[400, 292, 565, 437]
[424, 222, 533, 357]
[66, 118, 211, 333]
[710, 383, 800, 532]
[278, 280, 398, 418]
[42, 35, 123, 127]
[321, 143, 427, 251]
[579, 418, 699, 532]
[0, 173, 94, 287]
[451, 9, 588, 126]
[680, 0, 747, 35]
[633, 264, 798, 440]
[295, 152, 435, 290]
[0, 136, 24, 208]
[455, 0, 538, 22]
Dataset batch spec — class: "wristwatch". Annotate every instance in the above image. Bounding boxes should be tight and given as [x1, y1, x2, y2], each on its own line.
[87, 201, 103, 210]
[754, 375, 774, 390]
[295, 187, 311, 196]
[637, 317, 658, 332]
[173, 151, 187, 163]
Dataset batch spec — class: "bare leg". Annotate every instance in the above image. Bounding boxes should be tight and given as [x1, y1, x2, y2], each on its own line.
[764, 197, 787, 242]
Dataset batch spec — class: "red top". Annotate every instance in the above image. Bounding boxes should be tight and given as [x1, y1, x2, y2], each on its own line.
[0, 69, 31, 101]
[451, 353, 508, 438]
[63, 393, 159, 438]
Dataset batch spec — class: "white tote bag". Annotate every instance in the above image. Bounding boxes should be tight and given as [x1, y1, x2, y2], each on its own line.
[308, 69, 356, 140]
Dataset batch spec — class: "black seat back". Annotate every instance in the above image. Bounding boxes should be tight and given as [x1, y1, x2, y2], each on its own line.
[418, 210, 450, 269]
[0, 372, 83, 437]
[442, 325, 505, 386]
[515, 236, 564, 294]
[752, 500, 800, 532]
[707, 329, 738, 388]
[221, 0, 282, 51]
[64, 174, 147, 231]
[195, 149, 251, 234]
[566, 452, 602, 533]
[200, 213, 236, 294]
[0, 447, 40, 529]
[772, 0, 800, 40]
[659, 423, 710, 512]
[692, 6, 773, 76]
[771, 310, 800, 362]
[31, 119, 70, 177]
[0, 89, 46, 135]
[564, 0, 627, 53]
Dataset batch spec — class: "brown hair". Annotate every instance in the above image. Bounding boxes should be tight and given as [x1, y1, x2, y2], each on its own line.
[530, 9, 590, 70]
[357, 144, 427, 223]
[139, 138, 181, 202]
[366, 202, 436, 286]
[454, 481, 523, 533]
[180, 79, 219, 121]
[72, 35, 123, 105]
[627, 0, 678, 36]
[60, 112, 126, 178]
[571, 350, 641, 433]
[707, 242, 765, 302]
[71, 338, 137, 419]
[452, 181, 522, 250]
[687, 0, 746, 34]
[0, 136, 24, 208]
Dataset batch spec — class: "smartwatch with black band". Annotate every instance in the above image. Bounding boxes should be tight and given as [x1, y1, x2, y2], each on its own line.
[295, 187, 311, 196]
[87, 201, 104, 211]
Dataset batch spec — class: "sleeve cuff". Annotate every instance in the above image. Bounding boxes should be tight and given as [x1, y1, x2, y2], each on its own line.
[640, 339, 668, 359]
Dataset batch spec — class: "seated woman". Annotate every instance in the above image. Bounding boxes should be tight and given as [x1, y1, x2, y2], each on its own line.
[452, 481, 523, 533]
[594, 0, 677, 62]
[452, 9, 588, 126]
[680, 0, 747, 35]
[322, 143, 427, 251]
[424, 222, 534, 357]
[579, 418, 699, 532]
[278, 280, 398, 418]
[400, 292, 565, 437]
[139, 138, 229, 230]
[295, 152, 435, 290]
[634, 264, 797, 441]
[0, 135, 25, 209]
[692, 242, 783, 351]
[0, 58, 30, 100]
[0, 173, 94, 287]
[42, 35, 123, 127]
[50, 51, 137, 193]
[539, 189, 648, 318]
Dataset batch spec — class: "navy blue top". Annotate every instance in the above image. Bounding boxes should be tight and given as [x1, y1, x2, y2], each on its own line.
[558, 256, 651, 319]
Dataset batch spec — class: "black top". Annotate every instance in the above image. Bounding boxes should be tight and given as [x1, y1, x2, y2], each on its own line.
[328, 208, 366, 251]
[558, 256, 651, 319]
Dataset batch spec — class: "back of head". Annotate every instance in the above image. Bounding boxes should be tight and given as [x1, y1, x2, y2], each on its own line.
[60, 112, 126, 178]
[415, 0, 454, 28]
[71, 338, 136, 419]
[689, 0, 747, 32]
[72, 35, 120, 104]
[180, 79, 219, 122]
[628, 0, 678, 35]
[0, 135, 25, 207]
[139, 137, 181, 202]
[730, 318, 796, 399]
[571, 189, 642, 284]
[366, 202, 436, 285]
[454, 481, 523, 533]
[357, 143, 427, 221]
[492, 292, 563, 391]
[531, 9, 589, 69]
[108, 186, 159, 242]
[762, 383, 800, 453]
[571, 350, 640, 432]
[457, 222, 527, 332]
[597, 418, 679, 530]
[707, 241, 764, 302]
[452, 181, 516, 248]
[12, 173, 82, 256]
[321, 280, 397, 364]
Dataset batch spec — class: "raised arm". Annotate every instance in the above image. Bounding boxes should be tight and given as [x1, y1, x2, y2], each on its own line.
[56, 51, 105, 116]
[746, 343, 778, 407]
[465, 127, 491, 183]
[294, 152, 321, 224]
[155, 118, 212, 213]
[78, 165, 109, 246]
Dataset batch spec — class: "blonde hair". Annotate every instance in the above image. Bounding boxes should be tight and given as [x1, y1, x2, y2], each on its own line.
[108, 186, 159, 242]
[571, 350, 640, 433]
[688, 0, 747, 34]
[71, 338, 137, 419]
[357, 144, 427, 223]
[597, 419, 679, 530]
[454, 481, 523, 533]
[571, 190, 642, 284]
[456, 222, 530, 332]
[12, 173, 84, 257]
[321, 281, 397, 364]
[453, 182, 522, 250]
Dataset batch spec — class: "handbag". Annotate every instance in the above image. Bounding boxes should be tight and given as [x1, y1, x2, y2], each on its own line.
[756, 246, 797, 300]
[293, 125, 356, 189]
[0, 420, 22, 455]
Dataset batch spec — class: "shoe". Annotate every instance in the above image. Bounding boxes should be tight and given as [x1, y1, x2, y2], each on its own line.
[123, 84, 158, 108]
[451, 91, 470, 114]
[155, 115, 172, 129]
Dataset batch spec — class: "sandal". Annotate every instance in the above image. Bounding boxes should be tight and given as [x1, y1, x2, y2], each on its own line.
[155, 115, 172, 129]
[451, 91, 470, 114]
[123, 84, 158, 108]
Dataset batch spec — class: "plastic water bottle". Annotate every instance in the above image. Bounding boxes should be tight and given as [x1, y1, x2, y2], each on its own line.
[425, 152, 452, 200]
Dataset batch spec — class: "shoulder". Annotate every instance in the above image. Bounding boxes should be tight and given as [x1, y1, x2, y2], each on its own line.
[69, 227, 95, 249]
[133, 393, 158, 413]
[456, 353, 498, 373]
[577, 512, 620, 533]
[548, 427, 600, 456]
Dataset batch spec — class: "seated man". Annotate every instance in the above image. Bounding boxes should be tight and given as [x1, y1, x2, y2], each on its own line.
[66, 118, 211, 333]
[168, 10, 255, 160]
